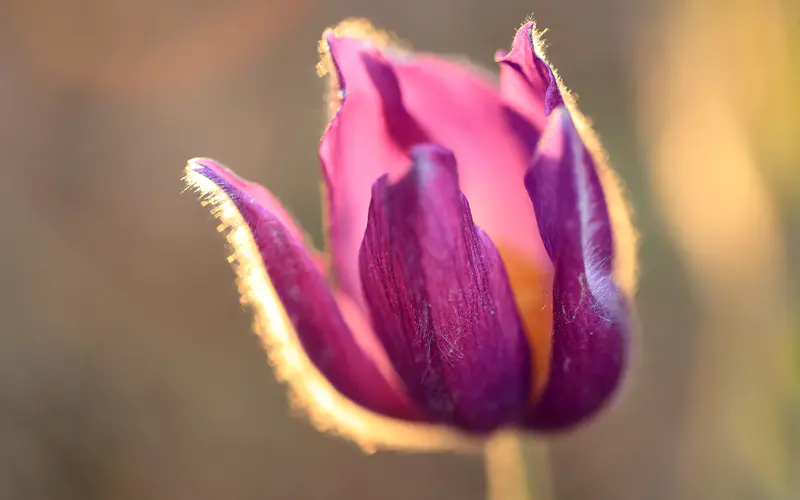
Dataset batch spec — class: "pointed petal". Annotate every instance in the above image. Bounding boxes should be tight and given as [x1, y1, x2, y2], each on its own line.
[187, 159, 420, 421]
[320, 35, 549, 308]
[496, 22, 564, 150]
[359, 144, 530, 432]
[188, 158, 325, 270]
[188, 158, 305, 242]
[522, 108, 629, 430]
[496, 23, 638, 297]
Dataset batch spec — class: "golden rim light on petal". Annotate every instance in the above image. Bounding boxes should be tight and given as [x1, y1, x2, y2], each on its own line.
[316, 18, 411, 126]
[519, 18, 639, 298]
[183, 17, 639, 451]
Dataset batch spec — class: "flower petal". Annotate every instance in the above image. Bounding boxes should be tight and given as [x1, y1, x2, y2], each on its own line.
[359, 144, 530, 432]
[320, 34, 549, 308]
[522, 108, 629, 430]
[319, 36, 410, 305]
[188, 159, 421, 421]
[188, 158, 325, 270]
[496, 22, 564, 148]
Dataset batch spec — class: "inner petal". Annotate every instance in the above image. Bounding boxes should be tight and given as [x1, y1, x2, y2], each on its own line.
[358, 144, 531, 431]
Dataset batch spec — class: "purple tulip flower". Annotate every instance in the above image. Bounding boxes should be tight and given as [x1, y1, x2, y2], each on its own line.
[186, 20, 637, 442]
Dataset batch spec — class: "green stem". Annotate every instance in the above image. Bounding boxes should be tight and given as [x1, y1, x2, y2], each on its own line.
[484, 431, 555, 500]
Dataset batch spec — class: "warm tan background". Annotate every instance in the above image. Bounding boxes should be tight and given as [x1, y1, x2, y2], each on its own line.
[0, 0, 797, 499]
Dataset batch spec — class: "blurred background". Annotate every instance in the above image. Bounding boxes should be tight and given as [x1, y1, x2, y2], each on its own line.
[0, 0, 797, 499]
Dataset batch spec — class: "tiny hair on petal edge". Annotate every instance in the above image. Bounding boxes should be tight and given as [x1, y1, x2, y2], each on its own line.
[516, 18, 639, 295]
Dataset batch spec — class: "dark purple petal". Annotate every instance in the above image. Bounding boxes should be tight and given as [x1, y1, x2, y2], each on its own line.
[496, 22, 564, 153]
[320, 35, 549, 311]
[359, 144, 530, 432]
[522, 107, 628, 430]
[189, 160, 421, 421]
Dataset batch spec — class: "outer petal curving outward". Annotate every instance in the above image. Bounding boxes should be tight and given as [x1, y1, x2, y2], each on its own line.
[359, 144, 531, 432]
[320, 32, 549, 310]
[187, 159, 420, 422]
[523, 108, 629, 430]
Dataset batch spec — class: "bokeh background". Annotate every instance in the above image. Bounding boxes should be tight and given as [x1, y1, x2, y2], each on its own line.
[0, 0, 797, 499]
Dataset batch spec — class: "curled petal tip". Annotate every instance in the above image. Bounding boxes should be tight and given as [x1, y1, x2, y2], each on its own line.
[494, 22, 535, 63]
[497, 21, 563, 140]
[186, 156, 220, 172]
[319, 19, 408, 74]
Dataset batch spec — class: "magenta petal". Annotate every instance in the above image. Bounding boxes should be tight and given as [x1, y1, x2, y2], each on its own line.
[522, 108, 628, 430]
[496, 23, 563, 151]
[320, 35, 549, 309]
[320, 36, 412, 306]
[191, 160, 421, 421]
[359, 144, 530, 432]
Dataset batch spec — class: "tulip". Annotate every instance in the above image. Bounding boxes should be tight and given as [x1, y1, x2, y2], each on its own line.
[185, 19, 637, 449]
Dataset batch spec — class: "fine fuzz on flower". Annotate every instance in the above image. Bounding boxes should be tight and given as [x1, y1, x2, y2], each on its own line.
[186, 18, 637, 451]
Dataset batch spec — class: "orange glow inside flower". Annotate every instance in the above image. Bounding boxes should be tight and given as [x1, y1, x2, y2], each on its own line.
[497, 246, 554, 401]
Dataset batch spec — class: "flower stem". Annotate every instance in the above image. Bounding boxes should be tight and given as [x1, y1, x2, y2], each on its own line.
[484, 431, 555, 500]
